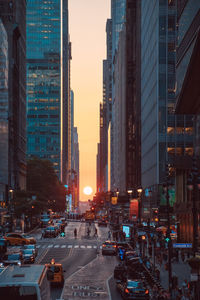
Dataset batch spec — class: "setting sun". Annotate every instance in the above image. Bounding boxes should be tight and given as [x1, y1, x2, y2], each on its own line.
[83, 186, 93, 196]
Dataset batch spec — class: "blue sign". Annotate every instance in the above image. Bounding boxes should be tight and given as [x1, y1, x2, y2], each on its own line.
[122, 225, 130, 238]
[173, 243, 192, 248]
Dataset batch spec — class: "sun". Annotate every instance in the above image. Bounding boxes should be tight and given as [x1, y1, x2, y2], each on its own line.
[83, 186, 93, 196]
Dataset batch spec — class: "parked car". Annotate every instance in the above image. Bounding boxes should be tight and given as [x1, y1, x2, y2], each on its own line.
[23, 244, 38, 257]
[43, 226, 58, 238]
[22, 249, 35, 264]
[114, 263, 127, 280]
[2, 252, 23, 266]
[4, 233, 36, 246]
[0, 238, 7, 258]
[102, 241, 117, 255]
[116, 278, 149, 299]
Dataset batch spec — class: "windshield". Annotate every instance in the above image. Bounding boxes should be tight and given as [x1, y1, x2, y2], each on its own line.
[4, 254, 20, 260]
[127, 281, 143, 289]
[0, 286, 37, 299]
[23, 250, 33, 255]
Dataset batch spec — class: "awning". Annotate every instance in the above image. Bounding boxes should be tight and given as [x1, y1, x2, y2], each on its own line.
[176, 30, 200, 114]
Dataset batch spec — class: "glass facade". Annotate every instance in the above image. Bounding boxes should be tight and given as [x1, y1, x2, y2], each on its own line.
[141, 0, 194, 191]
[26, 0, 69, 181]
[0, 19, 8, 201]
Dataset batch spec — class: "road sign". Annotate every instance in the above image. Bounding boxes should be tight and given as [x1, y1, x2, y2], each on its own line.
[173, 243, 192, 248]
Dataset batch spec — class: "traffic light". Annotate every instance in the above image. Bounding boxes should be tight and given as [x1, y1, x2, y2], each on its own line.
[153, 209, 158, 222]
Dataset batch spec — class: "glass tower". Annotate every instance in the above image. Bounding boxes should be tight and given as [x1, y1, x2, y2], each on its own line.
[26, 0, 69, 182]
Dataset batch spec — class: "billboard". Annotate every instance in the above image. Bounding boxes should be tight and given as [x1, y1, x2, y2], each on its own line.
[129, 199, 138, 221]
[122, 225, 130, 238]
[159, 185, 175, 207]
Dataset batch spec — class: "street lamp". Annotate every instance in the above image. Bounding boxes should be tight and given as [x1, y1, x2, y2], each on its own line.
[137, 187, 142, 225]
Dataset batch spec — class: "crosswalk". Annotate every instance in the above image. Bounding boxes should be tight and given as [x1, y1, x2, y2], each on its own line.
[36, 244, 101, 250]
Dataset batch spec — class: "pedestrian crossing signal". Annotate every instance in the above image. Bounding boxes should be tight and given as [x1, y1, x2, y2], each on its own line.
[165, 237, 170, 243]
[60, 232, 65, 237]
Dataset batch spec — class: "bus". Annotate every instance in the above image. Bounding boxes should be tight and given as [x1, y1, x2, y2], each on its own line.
[0, 265, 51, 300]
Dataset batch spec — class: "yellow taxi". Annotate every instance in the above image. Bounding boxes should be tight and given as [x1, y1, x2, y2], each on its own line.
[4, 233, 36, 246]
[46, 259, 65, 286]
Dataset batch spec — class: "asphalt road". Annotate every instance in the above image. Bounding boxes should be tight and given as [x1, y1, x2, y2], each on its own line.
[29, 220, 122, 300]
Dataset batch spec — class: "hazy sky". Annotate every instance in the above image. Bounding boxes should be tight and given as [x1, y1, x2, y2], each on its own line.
[68, 0, 110, 202]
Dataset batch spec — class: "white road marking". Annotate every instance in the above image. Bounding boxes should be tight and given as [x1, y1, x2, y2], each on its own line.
[48, 244, 53, 248]
[87, 245, 92, 248]
[68, 245, 72, 248]
[42, 245, 46, 248]
[36, 245, 40, 248]
[61, 245, 66, 248]
[54, 245, 59, 248]
[80, 245, 85, 248]
[74, 245, 79, 248]
[93, 245, 97, 248]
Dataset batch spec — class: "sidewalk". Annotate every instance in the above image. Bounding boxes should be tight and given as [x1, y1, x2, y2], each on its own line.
[158, 257, 191, 290]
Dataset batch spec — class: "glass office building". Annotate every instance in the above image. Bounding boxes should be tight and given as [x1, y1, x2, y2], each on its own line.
[141, 0, 194, 211]
[26, 0, 70, 182]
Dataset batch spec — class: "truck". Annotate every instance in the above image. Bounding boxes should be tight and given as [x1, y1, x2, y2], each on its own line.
[0, 265, 51, 299]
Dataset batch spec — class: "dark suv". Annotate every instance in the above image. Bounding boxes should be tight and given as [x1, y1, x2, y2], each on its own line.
[43, 226, 58, 238]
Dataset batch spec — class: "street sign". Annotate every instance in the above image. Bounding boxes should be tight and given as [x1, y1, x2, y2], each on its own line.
[173, 243, 192, 248]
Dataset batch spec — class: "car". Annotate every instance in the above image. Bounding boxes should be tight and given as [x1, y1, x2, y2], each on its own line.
[45, 259, 65, 286]
[124, 251, 138, 263]
[23, 244, 38, 257]
[0, 238, 7, 257]
[4, 233, 36, 246]
[114, 263, 127, 280]
[98, 220, 107, 227]
[2, 252, 23, 266]
[43, 226, 58, 238]
[116, 278, 149, 299]
[22, 249, 35, 264]
[102, 241, 117, 255]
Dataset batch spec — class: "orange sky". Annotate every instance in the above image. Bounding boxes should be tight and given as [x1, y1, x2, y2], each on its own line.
[68, 0, 110, 202]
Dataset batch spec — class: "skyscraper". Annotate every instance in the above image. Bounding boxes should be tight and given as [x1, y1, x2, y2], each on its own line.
[0, 0, 27, 195]
[26, 0, 70, 183]
[140, 0, 194, 218]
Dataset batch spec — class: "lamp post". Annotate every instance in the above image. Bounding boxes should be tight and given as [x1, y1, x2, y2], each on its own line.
[163, 164, 172, 296]
[137, 187, 142, 225]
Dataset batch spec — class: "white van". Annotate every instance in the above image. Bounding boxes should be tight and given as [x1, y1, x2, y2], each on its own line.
[0, 265, 51, 300]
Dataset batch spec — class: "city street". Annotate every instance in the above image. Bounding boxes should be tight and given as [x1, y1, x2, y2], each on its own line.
[25, 220, 122, 300]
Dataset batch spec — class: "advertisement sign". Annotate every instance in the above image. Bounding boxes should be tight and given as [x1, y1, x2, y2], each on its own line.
[122, 225, 130, 238]
[159, 185, 175, 207]
[129, 199, 138, 220]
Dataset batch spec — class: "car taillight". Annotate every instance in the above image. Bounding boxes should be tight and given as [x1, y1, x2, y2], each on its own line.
[102, 245, 106, 247]
[145, 289, 149, 294]
[113, 245, 116, 248]
[125, 288, 129, 294]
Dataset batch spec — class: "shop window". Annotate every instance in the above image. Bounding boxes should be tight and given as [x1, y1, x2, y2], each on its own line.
[167, 127, 175, 134]
[185, 148, 193, 156]
[167, 147, 175, 154]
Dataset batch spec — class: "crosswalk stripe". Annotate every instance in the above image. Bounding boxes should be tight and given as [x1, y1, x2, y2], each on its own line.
[48, 244, 53, 248]
[68, 245, 72, 248]
[61, 245, 66, 248]
[80, 245, 85, 248]
[54, 245, 59, 248]
[42, 245, 46, 248]
[93, 246, 97, 248]
[100, 246, 102, 249]
[36, 245, 40, 248]
[74, 245, 79, 248]
[87, 245, 92, 248]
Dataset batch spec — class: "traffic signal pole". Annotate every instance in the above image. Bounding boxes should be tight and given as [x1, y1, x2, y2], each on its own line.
[166, 182, 172, 295]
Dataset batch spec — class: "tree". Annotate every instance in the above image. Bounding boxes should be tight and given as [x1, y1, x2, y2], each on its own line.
[26, 157, 67, 214]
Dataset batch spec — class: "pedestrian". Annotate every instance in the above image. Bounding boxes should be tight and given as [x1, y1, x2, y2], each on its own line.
[87, 227, 90, 237]
[108, 230, 111, 240]
[74, 228, 77, 238]
[94, 227, 98, 237]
